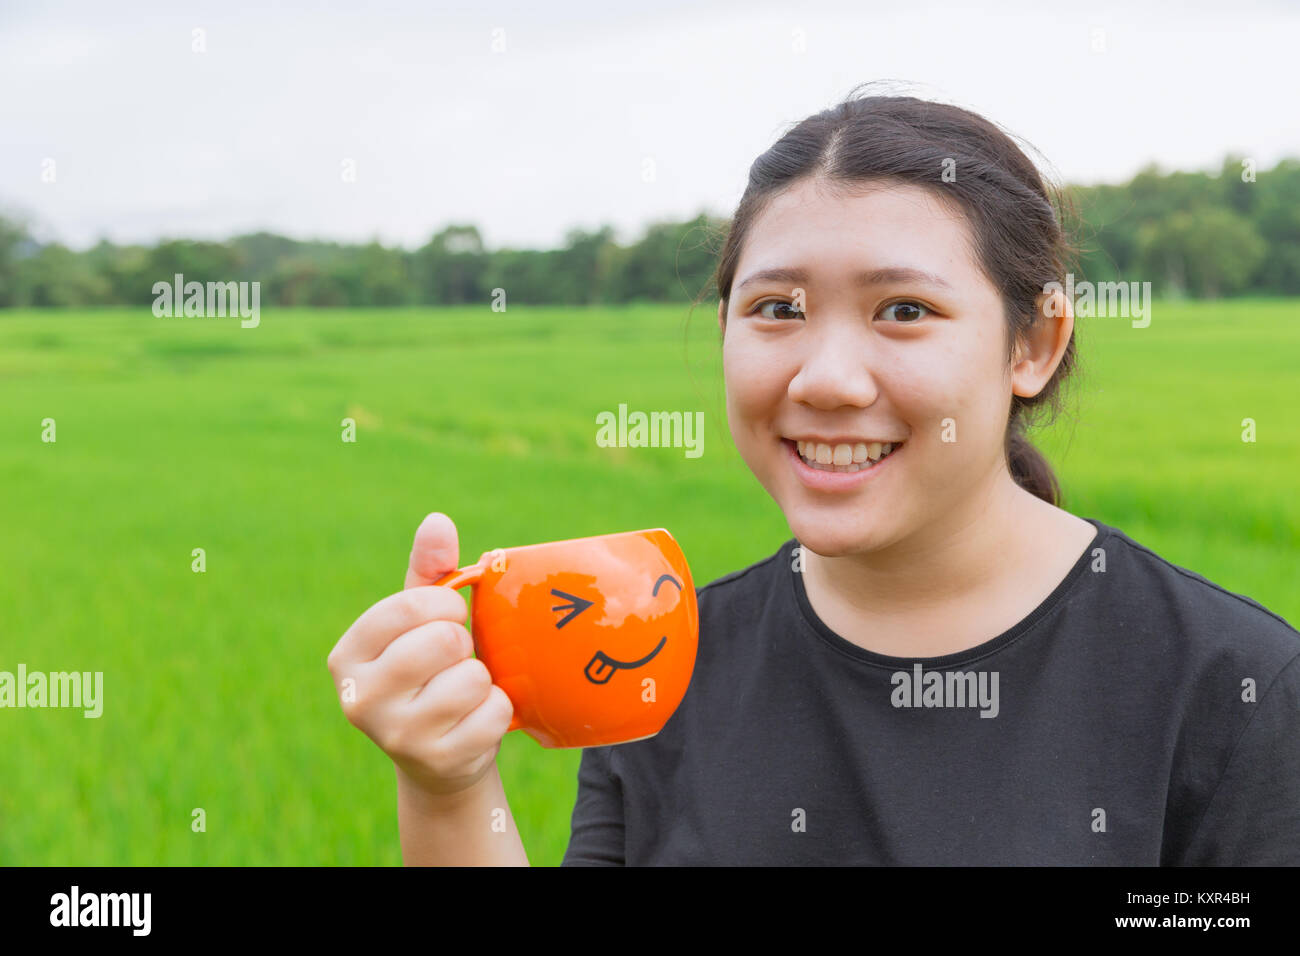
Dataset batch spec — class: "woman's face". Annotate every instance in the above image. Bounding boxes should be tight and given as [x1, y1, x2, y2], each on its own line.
[719, 177, 1018, 557]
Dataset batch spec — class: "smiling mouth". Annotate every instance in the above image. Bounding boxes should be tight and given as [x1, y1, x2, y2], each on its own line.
[787, 438, 903, 473]
[585, 636, 668, 684]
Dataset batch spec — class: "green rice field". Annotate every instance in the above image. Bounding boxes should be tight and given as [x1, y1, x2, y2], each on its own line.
[1, 299, 1296, 865]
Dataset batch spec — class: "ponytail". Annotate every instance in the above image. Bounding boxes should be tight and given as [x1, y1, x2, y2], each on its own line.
[1006, 423, 1060, 507]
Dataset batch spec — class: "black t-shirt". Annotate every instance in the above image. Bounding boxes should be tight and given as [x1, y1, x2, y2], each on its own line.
[560, 517, 1300, 865]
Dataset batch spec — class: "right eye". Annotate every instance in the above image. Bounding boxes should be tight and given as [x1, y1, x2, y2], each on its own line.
[750, 299, 804, 321]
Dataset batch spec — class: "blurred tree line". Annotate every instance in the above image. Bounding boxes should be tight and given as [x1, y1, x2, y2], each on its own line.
[1067, 156, 1300, 298]
[1, 155, 1297, 309]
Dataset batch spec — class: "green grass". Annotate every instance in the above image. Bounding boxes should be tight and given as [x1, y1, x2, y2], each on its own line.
[0, 299, 1296, 865]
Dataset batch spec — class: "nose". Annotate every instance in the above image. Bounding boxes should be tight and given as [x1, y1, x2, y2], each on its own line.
[786, 318, 880, 410]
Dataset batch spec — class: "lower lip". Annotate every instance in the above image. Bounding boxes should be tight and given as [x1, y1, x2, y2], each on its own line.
[785, 439, 900, 491]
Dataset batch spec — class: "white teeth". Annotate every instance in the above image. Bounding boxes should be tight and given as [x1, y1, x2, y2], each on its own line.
[793, 439, 900, 473]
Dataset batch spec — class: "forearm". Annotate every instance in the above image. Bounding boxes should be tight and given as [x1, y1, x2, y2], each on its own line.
[396, 764, 530, 866]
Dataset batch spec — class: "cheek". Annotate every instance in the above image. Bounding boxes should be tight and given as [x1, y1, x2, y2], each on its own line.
[722, 334, 786, 426]
[888, 332, 1008, 449]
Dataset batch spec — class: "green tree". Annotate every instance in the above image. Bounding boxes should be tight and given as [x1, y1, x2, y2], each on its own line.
[0, 213, 34, 307]
[13, 242, 111, 307]
[1137, 208, 1266, 298]
[1251, 158, 1300, 294]
[411, 225, 487, 304]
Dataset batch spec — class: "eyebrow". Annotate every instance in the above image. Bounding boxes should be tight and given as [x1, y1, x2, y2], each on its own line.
[734, 266, 955, 294]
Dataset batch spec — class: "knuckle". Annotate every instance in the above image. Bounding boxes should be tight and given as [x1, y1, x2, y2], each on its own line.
[395, 589, 428, 622]
[408, 640, 443, 680]
[489, 685, 514, 723]
[434, 621, 470, 658]
[460, 658, 493, 698]
[405, 629, 447, 674]
[378, 721, 408, 758]
[326, 636, 350, 674]
[344, 678, 380, 722]
[339, 690, 365, 725]
[341, 703, 363, 730]
[448, 591, 469, 621]
[327, 647, 349, 678]
[349, 694, 370, 722]
[428, 585, 468, 621]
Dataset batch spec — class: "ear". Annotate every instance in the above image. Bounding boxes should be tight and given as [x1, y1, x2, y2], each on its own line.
[717, 298, 726, 335]
[1011, 287, 1073, 399]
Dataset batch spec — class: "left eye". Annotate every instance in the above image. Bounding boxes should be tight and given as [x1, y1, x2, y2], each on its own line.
[879, 301, 929, 323]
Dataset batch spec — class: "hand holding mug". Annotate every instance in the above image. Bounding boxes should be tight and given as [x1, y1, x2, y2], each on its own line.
[327, 513, 514, 798]
[431, 526, 699, 748]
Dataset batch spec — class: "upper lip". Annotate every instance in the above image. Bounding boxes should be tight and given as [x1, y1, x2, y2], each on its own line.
[785, 435, 904, 446]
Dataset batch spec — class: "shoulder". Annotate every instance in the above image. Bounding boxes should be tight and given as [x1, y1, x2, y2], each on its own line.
[670, 538, 793, 693]
[694, 538, 793, 613]
[1089, 518, 1300, 670]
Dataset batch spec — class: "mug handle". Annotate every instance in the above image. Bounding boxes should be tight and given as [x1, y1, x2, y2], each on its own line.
[430, 563, 486, 590]
[428, 562, 523, 733]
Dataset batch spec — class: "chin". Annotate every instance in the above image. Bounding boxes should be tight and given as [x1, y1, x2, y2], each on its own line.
[785, 510, 886, 558]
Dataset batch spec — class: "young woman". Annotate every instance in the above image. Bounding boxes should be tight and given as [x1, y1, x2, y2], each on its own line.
[327, 90, 1300, 865]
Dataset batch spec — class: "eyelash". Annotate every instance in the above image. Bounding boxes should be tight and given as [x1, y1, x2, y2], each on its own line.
[747, 299, 932, 323]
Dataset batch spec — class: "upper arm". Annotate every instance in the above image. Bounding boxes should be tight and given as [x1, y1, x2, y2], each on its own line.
[560, 745, 626, 866]
[1179, 651, 1300, 865]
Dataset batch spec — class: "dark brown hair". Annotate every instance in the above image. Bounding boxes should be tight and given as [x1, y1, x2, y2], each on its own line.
[708, 85, 1081, 506]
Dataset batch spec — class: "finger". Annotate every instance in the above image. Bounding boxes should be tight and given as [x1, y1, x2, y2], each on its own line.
[405, 512, 459, 590]
[439, 684, 515, 754]
[408, 675, 514, 756]
[403, 657, 496, 739]
[365, 619, 474, 698]
[331, 586, 468, 673]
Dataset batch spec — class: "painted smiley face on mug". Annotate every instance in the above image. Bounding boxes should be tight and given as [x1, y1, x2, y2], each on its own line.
[551, 570, 685, 684]
[463, 528, 700, 748]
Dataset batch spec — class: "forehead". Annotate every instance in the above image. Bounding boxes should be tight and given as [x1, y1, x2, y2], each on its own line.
[737, 177, 984, 286]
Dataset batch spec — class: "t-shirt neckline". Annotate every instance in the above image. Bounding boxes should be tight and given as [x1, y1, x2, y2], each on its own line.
[789, 516, 1113, 669]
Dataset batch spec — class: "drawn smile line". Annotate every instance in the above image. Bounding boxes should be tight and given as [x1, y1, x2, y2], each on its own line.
[584, 636, 668, 684]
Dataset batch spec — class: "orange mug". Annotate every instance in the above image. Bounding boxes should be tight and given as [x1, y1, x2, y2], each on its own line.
[431, 528, 698, 749]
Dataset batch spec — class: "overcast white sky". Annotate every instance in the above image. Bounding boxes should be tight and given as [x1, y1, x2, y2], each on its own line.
[3, 0, 1298, 251]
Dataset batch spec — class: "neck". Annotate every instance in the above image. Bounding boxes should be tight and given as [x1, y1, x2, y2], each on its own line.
[804, 467, 1040, 616]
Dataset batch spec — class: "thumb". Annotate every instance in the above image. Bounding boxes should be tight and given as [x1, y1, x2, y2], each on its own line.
[404, 512, 460, 589]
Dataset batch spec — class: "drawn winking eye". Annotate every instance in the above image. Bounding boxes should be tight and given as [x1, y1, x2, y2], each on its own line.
[550, 589, 594, 629]
[551, 573, 681, 630]
[651, 573, 681, 597]
[574, 573, 683, 685]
